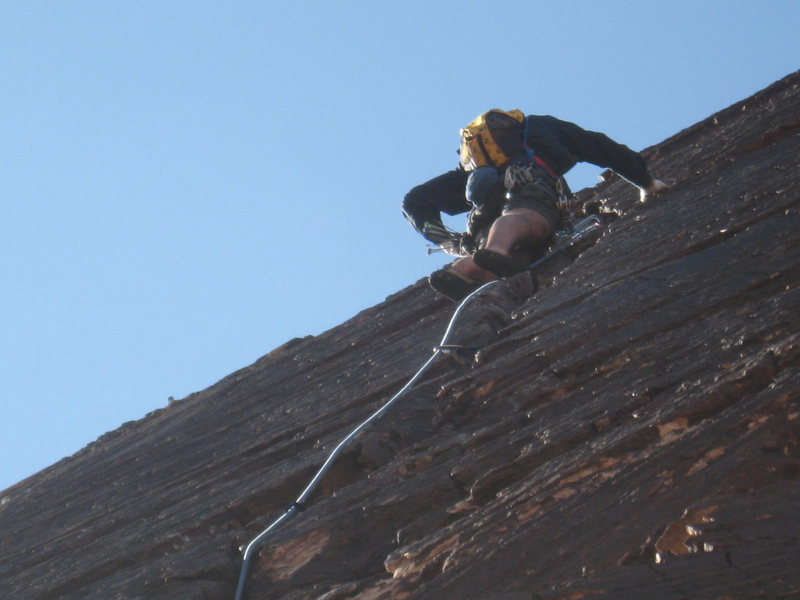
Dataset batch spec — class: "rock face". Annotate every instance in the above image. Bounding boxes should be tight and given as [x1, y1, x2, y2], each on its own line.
[2, 72, 799, 600]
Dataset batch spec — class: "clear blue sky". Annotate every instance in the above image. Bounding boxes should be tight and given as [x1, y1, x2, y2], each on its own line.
[1, 1, 797, 491]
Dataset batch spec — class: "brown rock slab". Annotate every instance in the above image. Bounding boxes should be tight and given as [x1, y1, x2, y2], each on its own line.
[1, 71, 799, 600]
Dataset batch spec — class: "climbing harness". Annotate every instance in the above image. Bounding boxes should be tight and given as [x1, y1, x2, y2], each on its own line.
[233, 214, 607, 599]
[519, 115, 580, 223]
[233, 279, 501, 600]
[521, 115, 559, 180]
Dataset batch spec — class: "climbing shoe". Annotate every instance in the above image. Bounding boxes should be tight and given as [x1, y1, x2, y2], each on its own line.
[473, 249, 529, 278]
[428, 268, 482, 302]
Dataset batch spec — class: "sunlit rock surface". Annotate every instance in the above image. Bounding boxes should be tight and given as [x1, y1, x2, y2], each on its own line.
[1, 71, 798, 600]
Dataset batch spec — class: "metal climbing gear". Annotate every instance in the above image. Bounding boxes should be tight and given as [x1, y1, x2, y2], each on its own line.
[533, 214, 606, 268]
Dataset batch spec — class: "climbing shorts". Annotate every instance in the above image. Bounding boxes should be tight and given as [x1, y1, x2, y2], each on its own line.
[503, 165, 561, 231]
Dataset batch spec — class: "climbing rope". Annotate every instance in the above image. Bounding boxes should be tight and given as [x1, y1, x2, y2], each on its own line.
[233, 279, 501, 600]
[233, 215, 607, 598]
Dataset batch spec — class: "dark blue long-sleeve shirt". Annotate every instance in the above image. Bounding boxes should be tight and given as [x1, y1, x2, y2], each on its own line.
[521, 115, 652, 186]
[403, 114, 653, 240]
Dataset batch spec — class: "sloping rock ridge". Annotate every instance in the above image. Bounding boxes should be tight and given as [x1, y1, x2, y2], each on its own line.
[1, 71, 799, 600]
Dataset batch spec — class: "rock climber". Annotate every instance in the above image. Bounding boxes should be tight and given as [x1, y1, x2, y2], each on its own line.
[402, 109, 669, 301]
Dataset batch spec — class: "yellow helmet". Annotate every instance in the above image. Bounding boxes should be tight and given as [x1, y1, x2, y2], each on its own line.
[458, 109, 524, 171]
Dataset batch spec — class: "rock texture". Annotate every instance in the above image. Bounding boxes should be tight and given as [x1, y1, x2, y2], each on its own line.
[2, 72, 799, 600]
